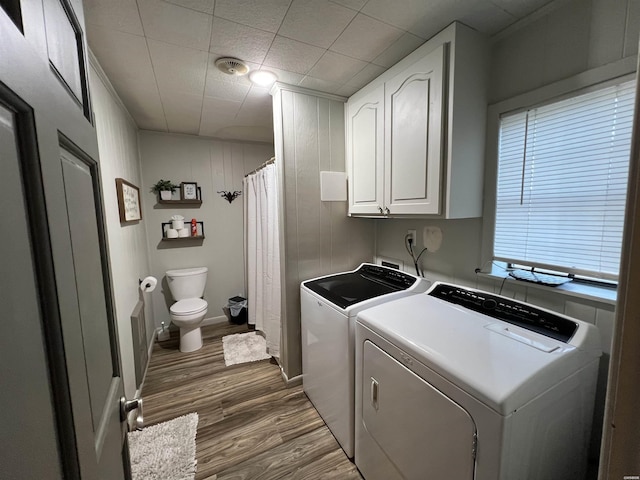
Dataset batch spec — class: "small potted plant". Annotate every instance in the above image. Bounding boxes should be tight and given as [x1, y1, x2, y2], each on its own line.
[150, 179, 179, 200]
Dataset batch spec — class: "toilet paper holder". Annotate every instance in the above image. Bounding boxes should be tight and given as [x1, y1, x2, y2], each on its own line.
[139, 276, 157, 293]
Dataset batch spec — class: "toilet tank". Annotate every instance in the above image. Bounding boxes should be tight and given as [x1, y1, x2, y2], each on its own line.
[166, 267, 208, 300]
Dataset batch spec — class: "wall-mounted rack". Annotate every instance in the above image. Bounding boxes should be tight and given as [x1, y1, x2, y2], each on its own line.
[161, 221, 205, 241]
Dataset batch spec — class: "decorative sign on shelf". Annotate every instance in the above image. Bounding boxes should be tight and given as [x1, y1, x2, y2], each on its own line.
[181, 182, 199, 200]
[116, 178, 142, 223]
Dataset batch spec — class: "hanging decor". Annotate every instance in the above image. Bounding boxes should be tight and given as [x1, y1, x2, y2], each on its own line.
[217, 190, 242, 203]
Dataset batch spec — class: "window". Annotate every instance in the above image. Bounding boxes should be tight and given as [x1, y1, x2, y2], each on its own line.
[494, 80, 635, 281]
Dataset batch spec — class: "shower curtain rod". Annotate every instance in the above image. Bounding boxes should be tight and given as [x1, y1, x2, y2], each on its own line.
[245, 157, 276, 177]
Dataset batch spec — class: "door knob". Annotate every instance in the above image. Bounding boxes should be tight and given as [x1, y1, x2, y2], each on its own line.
[120, 397, 144, 430]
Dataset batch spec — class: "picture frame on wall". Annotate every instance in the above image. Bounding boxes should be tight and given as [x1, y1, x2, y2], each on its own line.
[115, 178, 142, 223]
[181, 182, 198, 200]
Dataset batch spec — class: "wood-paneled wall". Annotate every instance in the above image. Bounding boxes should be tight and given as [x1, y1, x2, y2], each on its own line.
[272, 85, 376, 380]
[89, 54, 152, 399]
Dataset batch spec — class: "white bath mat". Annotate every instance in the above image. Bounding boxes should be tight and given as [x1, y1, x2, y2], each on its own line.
[222, 332, 271, 366]
[128, 412, 198, 480]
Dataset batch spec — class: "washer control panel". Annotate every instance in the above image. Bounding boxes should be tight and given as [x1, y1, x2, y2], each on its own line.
[429, 283, 578, 343]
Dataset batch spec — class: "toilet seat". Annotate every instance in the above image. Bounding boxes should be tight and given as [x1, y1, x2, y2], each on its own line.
[170, 298, 208, 316]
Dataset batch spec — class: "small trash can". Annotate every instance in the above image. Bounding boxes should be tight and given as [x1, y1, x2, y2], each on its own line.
[228, 296, 248, 324]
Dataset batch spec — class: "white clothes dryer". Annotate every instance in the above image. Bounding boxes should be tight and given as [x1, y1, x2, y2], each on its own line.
[301, 263, 430, 458]
[355, 282, 602, 480]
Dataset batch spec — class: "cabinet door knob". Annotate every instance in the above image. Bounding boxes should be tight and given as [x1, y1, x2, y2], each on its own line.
[378, 206, 384, 214]
[384, 207, 390, 215]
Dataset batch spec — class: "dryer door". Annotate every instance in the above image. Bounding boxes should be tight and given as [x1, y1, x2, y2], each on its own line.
[360, 340, 476, 479]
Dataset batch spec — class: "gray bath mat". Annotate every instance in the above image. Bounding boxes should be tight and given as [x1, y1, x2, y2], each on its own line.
[222, 332, 271, 366]
[128, 412, 198, 480]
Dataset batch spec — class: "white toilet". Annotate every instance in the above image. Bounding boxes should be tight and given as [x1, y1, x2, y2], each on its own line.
[166, 267, 208, 353]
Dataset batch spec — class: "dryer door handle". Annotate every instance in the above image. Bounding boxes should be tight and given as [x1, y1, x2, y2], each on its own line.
[371, 377, 379, 410]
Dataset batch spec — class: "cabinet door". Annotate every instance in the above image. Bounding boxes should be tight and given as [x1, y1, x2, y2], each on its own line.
[347, 85, 385, 215]
[385, 45, 445, 215]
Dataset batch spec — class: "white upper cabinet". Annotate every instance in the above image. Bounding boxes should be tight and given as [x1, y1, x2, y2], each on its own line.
[348, 85, 385, 215]
[346, 22, 488, 218]
[385, 45, 444, 215]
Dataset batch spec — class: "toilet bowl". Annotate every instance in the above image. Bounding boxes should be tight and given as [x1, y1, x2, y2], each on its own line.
[166, 267, 208, 353]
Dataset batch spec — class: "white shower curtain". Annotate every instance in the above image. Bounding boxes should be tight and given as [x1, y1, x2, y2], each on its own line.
[243, 162, 281, 357]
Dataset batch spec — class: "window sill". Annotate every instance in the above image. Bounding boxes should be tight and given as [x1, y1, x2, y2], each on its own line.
[478, 269, 617, 307]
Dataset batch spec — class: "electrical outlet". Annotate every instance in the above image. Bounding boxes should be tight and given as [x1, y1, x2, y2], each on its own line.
[407, 229, 417, 245]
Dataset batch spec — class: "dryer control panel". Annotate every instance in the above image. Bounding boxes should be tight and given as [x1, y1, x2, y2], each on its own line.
[429, 283, 578, 343]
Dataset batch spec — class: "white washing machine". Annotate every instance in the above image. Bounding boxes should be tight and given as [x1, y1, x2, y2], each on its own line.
[301, 264, 430, 458]
[355, 282, 602, 480]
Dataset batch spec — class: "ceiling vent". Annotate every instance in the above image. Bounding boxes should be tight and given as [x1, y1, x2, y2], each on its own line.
[215, 57, 249, 76]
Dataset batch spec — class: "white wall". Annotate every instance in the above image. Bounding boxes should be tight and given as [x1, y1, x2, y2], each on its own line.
[273, 85, 376, 379]
[89, 55, 151, 399]
[374, 0, 638, 463]
[138, 132, 273, 330]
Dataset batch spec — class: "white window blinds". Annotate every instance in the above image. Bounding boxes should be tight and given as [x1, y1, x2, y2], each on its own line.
[494, 80, 635, 280]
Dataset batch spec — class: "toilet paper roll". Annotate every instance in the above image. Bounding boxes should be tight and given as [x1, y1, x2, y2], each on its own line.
[167, 228, 178, 238]
[140, 276, 157, 293]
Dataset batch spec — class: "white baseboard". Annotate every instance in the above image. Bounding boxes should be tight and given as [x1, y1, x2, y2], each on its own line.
[279, 364, 302, 387]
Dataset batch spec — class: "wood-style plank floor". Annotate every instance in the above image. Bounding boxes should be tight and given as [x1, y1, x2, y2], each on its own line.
[142, 322, 363, 480]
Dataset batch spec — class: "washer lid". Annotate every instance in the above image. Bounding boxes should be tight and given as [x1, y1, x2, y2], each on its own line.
[171, 298, 207, 315]
[166, 267, 208, 277]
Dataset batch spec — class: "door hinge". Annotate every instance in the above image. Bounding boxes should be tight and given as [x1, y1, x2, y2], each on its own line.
[472, 432, 478, 460]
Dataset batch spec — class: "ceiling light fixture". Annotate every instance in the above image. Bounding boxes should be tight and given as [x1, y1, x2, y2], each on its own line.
[215, 57, 249, 76]
[249, 70, 278, 87]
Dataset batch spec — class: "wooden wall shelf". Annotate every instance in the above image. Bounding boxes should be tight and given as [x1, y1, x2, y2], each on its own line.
[158, 199, 202, 206]
[161, 235, 205, 242]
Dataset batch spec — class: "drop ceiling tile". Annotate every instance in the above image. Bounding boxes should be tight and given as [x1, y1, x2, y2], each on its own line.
[336, 83, 360, 97]
[372, 31, 424, 67]
[83, 0, 143, 35]
[298, 76, 343, 94]
[329, 0, 367, 11]
[200, 96, 243, 135]
[263, 36, 325, 74]
[278, 0, 357, 48]
[162, 0, 215, 15]
[308, 51, 368, 84]
[345, 62, 386, 88]
[87, 25, 166, 130]
[362, 0, 436, 32]
[160, 91, 203, 134]
[262, 67, 305, 85]
[459, 2, 515, 34]
[148, 39, 209, 95]
[330, 13, 404, 62]
[210, 16, 275, 63]
[235, 87, 273, 125]
[214, 0, 292, 33]
[491, 0, 552, 18]
[138, 0, 212, 51]
[408, 7, 458, 40]
[204, 76, 251, 101]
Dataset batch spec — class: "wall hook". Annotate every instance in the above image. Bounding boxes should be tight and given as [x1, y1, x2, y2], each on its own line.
[217, 190, 242, 203]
